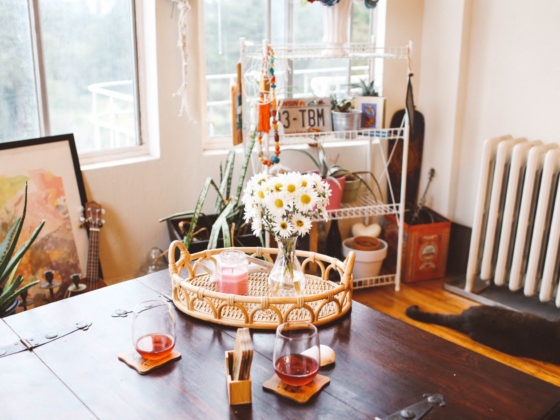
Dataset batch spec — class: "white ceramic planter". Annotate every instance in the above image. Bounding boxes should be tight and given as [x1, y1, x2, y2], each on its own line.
[342, 237, 388, 279]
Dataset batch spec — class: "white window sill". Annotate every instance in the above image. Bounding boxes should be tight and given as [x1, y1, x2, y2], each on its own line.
[80, 146, 158, 171]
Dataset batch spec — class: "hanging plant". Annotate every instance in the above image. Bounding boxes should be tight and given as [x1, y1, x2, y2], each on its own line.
[306, 0, 379, 9]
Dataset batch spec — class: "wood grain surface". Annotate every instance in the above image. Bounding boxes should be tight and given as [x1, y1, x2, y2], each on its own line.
[0, 320, 94, 419]
[354, 278, 560, 387]
[1, 270, 559, 420]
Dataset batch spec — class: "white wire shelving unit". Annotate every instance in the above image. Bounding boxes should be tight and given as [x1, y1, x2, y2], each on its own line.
[240, 41, 411, 291]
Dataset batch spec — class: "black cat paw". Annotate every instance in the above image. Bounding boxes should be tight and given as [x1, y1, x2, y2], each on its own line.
[405, 305, 420, 317]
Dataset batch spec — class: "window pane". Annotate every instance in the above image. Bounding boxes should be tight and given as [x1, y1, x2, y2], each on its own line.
[0, 1, 40, 142]
[39, 0, 138, 153]
[204, 0, 266, 137]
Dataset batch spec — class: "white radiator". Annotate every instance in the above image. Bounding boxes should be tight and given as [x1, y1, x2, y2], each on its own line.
[466, 135, 560, 306]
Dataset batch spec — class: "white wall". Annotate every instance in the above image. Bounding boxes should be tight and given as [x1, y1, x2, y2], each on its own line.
[80, 0, 425, 283]
[417, 0, 560, 225]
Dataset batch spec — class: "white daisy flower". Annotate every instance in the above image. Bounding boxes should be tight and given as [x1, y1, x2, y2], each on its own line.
[265, 192, 289, 217]
[251, 218, 263, 236]
[283, 172, 300, 196]
[294, 188, 318, 212]
[291, 214, 312, 236]
[273, 220, 294, 238]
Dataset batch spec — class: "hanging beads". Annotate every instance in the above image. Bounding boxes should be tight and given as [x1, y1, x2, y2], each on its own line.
[257, 46, 280, 167]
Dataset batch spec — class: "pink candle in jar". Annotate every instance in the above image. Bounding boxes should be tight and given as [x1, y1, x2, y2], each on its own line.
[216, 251, 248, 295]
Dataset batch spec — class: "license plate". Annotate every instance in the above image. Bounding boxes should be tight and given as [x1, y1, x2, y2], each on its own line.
[278, 98, 332, 134]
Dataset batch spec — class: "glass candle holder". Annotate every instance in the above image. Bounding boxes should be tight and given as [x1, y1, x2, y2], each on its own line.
[216, 250, 248, 295]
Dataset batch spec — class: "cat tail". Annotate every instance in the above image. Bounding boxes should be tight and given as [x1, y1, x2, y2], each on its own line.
[405, 305, 465, 332]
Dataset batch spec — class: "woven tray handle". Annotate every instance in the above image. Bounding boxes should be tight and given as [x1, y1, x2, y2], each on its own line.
[342, 251, 355, 288]
[169, 240, 194, 278]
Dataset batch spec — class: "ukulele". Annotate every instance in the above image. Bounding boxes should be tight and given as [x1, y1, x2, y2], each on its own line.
[49, 202, 107, 301]
[80, 201, 107, 291]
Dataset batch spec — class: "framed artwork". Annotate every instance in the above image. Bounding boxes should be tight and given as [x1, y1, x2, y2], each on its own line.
[353, 96, 386, 129]
[0, 134, 88, 303]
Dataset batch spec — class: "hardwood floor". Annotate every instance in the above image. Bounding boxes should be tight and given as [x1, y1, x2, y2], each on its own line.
[353, 278, 560, 387]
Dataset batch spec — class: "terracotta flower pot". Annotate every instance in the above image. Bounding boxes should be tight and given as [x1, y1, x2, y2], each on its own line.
[324, 175, 346, 210]
[342, 176, 361, 203]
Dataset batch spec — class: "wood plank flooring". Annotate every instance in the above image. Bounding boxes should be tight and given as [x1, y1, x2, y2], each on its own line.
[353, 278, 560, 387]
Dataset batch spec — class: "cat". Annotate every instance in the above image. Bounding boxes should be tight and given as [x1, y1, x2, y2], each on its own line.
[405, 305, 560, 364]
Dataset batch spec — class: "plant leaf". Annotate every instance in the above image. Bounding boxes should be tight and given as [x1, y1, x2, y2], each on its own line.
[184, 177, 213, 250]
[234, 128, 258, 206]
[159, 211, 196, 222]
[215, 150, 235, 212]
[208, 201, 235, 249]
[0, 220, 45, 284]
[283, 148, 320, 172]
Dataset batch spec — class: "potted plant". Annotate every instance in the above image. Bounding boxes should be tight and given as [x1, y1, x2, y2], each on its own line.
[160, 131, 261, 252]
[0, 185, 45, 317]
[352, 79, 386, 129]
[285, 143, 382, 209]
[383, 168, 451, 283]
[331, 96, 361, 133]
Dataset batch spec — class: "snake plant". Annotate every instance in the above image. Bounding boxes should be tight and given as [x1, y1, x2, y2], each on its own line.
[0, 184, 45, 314]
[160, 129, 260, 250]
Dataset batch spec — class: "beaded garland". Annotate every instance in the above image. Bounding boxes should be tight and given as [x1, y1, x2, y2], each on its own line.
[257, 46, 280, 167]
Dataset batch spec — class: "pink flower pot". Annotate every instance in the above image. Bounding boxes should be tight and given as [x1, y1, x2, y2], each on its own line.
[325, 176, 346, 210]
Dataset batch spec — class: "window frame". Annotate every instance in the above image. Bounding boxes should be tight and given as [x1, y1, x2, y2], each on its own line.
[23, 0, 148, 165]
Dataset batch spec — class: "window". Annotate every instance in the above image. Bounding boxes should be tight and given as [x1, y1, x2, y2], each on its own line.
[203, 0, 376, 140]
[0, 0, 140, 155]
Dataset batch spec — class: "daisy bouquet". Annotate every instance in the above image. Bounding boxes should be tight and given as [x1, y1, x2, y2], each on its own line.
[242, 171, 330, 238]
[242, 171, 331, 295]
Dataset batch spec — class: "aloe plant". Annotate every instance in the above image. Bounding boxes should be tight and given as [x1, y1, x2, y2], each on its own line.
[0, 184, 45, 314]
[160, 129, 260, 250]
[331, 96, 353, 112]
[284, 143, 383, 202]
[353, 79, 379, 97]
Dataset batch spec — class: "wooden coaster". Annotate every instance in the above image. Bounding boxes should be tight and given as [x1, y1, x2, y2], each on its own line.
[118, 349, 181, 375]
[262, 374, 330, 403]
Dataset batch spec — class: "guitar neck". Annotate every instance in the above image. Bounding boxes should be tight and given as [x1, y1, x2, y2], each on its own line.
[86, 228, 100, 288]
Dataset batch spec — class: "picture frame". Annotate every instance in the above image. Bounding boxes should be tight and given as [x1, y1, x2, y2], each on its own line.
[0, 134, 89, 303]
[353, 96, 386, 129]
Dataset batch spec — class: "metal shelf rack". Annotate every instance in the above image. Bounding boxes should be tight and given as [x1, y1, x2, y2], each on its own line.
[240, 40, 411, 291]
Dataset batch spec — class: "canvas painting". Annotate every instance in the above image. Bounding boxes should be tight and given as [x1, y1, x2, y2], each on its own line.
[0, 135, 87, 305]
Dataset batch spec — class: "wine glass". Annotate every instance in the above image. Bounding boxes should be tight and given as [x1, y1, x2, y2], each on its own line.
[273, 321, 320, 388]
[132, 299, 176, 360]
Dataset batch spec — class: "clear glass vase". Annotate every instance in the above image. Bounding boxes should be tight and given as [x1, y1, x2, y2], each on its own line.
[268, 237, 306, 296]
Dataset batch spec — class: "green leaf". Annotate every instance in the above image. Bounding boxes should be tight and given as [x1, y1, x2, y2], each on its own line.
[215, 150, 235, 212]
[220, 217, 231, 248]
[0, 218, 21, 265]
[234, 128, 258, 206]
[0, 274, 23, 301]
[0, 280, 38, 313]
[0, 220, 45, 285]
[4, 261, 21, 290]
[184, 177, 213, 250]
[208, 201, 235, 249]
[159, 211, 195, 222]
[284, 148, 321, 172]
[0, 183, 30, 285]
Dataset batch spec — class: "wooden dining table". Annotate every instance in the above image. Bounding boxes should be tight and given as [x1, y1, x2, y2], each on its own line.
[2, 270, 560, 420]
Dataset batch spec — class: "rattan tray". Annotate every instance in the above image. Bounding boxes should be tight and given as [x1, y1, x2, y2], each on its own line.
[169, 241, 355, 329]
